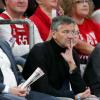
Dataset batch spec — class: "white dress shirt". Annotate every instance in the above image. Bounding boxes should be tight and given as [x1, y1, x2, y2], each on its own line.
[0, 48, 17, 92]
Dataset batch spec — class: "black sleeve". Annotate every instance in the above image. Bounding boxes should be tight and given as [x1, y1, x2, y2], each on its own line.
[83, 43, 100, 96]
[22, 44, 74, 97]
[69, 50, 87, 94]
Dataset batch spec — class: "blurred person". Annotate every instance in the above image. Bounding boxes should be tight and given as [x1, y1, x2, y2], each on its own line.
[60, 0, 100, 64]
[0, 0, 29, 58]
[25, 0, 64, 17]
[0, 39, 62, 100]
[23, 16, 98, 100]
[83, 43, 100, 98]
[25, 0, 64, 44]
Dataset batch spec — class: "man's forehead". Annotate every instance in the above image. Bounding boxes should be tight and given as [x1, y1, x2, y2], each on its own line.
[9, 0, 18, 2]
[58, 23, 75, 29]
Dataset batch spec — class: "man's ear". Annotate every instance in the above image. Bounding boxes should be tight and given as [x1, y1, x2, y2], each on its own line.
[47, 30, 53, 40]
[52, 30, 57, 39]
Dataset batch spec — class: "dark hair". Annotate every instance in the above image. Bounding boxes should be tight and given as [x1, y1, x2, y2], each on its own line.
[93, 0, 100, 10]
[51, 16, 75, 30]
[24, 0, 38, 17]
[1, 0, 6, 6]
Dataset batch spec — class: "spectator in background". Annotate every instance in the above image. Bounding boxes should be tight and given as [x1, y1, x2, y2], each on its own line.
[25, 0, 63, 44]
[23, 16, 98, 100]
[91, 0, 100, 24]
[60, 0, 100, 64]
[26, 0, 95, 62]
[25, 0, 64, 18]
[0, 0, 29, 60]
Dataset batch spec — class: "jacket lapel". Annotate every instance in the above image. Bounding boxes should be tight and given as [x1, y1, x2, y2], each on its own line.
[0, 40, 18, 83]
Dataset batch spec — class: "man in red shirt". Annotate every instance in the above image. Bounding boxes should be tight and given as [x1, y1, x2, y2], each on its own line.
[0, 0, 29, 57]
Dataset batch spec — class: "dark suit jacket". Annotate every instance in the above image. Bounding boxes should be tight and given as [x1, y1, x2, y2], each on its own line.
[0, 40, 24, 93]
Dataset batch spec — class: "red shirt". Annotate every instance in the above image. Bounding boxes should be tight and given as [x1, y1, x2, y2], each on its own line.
[78, 19, 100, 46]
[30, 7, 51, 41]
[78, 19, 100, 63]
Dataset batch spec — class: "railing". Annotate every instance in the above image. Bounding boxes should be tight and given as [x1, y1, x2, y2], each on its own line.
[0, 18, 34, 49]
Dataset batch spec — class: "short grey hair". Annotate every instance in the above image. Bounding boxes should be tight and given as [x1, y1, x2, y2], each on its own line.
[51, 16, 75, 30]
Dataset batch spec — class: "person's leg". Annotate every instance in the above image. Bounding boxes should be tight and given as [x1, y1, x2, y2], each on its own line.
[27, 91, 70, 100]
[15, 56, 26, 67]
[0, 95, 9, 100]
[56, 97, 73, 100]
[83, 97, 99, 100]
[0, 93, 27, 100]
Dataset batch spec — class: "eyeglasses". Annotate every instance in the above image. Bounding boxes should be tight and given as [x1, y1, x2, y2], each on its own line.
[75, 0, 89, 4]
[62, 30, 80, 35]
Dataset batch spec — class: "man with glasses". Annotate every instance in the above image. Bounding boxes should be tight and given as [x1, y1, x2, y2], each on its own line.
[23, 16, 98, 100]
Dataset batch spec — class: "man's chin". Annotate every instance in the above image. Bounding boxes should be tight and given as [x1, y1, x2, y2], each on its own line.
[65, 44, 70, 48]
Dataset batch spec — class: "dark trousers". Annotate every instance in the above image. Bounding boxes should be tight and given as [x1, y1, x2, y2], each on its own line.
[0, 91, 60, 100]
[83, 43, 100, 97]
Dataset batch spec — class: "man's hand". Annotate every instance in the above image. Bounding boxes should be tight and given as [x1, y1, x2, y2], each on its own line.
[9, 87, 27, 96]
[61, 47, 77, 71]
[75, 87, 97, 100]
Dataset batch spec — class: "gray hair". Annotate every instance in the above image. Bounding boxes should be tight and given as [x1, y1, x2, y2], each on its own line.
[51, 16, 75, 30]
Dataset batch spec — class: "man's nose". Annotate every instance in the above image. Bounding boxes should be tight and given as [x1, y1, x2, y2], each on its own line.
[68, 33, 73, 38]
[19, 0, 24, 2]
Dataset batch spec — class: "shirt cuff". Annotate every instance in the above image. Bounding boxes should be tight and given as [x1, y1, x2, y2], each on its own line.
[2, 85, 10, 93]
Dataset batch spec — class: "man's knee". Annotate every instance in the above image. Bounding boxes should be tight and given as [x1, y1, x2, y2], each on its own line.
[56, 97, 74, 100]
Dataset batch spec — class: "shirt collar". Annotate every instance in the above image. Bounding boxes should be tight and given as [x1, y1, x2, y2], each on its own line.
[50, 38, 66, 55]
